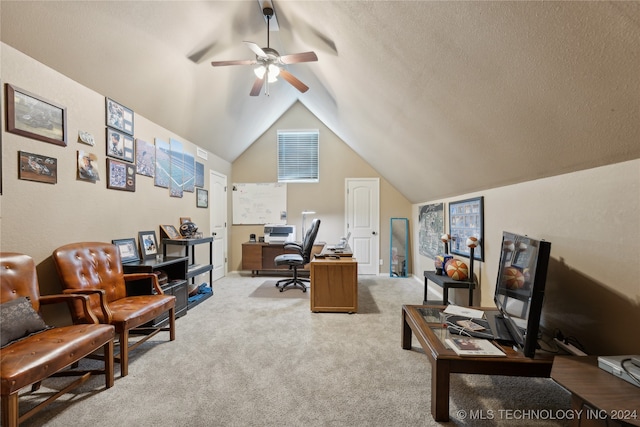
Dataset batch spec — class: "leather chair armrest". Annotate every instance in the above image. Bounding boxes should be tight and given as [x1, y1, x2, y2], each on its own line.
[39, 293, 100, 324]
[62, 288, 113, 323]
[123, 272, 164, 295]
[283, 242, 303, 254]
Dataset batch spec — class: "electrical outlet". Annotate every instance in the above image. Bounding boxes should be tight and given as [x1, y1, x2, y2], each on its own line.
[379, 259, 383, 265]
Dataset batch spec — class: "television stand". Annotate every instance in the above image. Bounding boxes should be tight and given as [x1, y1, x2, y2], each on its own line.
[402, 304, 555, 422]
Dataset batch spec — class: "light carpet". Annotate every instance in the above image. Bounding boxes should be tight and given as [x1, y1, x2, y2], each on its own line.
[13, 273, 570, 426]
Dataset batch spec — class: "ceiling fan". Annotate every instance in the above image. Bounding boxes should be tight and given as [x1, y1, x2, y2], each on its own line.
[211, 5, 318, 96]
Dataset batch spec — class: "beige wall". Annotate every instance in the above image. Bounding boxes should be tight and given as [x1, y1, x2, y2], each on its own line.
[0, 44, 231, 295]
[230, 102, 412, 274]
[413, 159, 640, 355]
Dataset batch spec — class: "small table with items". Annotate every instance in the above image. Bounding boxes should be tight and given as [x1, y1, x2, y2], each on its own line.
[424, 270, 476, 306]
[401, 304, 554, 422]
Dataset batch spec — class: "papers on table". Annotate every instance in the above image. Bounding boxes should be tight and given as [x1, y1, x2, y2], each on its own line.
[443, 304, 485, 319]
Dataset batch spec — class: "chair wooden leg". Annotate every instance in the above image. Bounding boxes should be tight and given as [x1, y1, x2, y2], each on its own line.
[119, 330, 129, 377]
[1, 393, 19, 427]
[104, 339, 115, 388]
[169, 307, 176, 341]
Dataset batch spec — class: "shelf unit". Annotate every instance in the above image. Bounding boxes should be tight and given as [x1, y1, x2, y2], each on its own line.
[122, 256, 189, 326]
[162, 237, 214, 309]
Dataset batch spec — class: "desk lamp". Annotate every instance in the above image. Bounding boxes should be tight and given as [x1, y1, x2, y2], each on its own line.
[301, 210, 316, 237]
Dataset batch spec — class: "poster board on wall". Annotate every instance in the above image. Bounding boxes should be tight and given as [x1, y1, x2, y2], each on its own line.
[232, 182, 287, 225]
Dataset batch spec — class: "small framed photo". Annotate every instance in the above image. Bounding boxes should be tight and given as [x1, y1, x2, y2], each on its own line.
[138, 230, 158, 260]
[106, 128, 134, 163]
[180, 217, 191, 224]
[6, 84, 67, 147]
[107, 158, 135, 192]
[18, 151, 57, 184]
[160, 224, 181, 239]
[112, 238, 140, 264]
[196, 188, 208, 208]
[106, 97, 134, 135]
[448, 196, 484, 261]
[77, 150, 100, 182]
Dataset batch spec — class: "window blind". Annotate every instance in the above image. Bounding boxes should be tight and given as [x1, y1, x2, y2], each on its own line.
[277, 130, 319, 183]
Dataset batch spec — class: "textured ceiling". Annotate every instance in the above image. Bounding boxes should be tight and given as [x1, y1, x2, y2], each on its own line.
[2, 1, 639, 203]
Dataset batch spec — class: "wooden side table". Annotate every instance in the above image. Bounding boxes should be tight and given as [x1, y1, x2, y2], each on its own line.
[310, 257, 358, 313]
[424, 270, 476, 306]
[551, 356, 640, 426]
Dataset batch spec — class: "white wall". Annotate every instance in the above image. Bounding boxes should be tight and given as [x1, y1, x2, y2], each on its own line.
[413, 159, 640, 355]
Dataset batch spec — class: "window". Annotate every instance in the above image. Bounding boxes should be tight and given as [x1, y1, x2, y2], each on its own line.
[277, 130, 319, 183]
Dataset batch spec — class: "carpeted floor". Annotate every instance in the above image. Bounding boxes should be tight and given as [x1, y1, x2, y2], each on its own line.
[12, 273, 571, 426]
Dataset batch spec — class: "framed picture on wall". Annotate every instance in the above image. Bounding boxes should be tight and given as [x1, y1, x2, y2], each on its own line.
[112, 238, 140, 264]
[18, 151, 57, 184]
[106, 128, 134, 163]
[196, 188, 208, 208]
[448, 196, 484, 261]
[107, 158, 135, 192]
[138, 230, 158, 260]
[6, 84, 67, 147]
[106, 97, 134, 135]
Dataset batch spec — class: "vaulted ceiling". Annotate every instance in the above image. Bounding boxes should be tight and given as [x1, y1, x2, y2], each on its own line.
[2, 1, 639, 203]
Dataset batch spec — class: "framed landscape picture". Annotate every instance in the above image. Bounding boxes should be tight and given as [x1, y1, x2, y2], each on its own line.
[6, 84, 67, 146]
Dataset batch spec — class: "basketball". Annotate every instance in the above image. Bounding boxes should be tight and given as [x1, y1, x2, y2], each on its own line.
[502, 267, 525, 289]
[445, 259, 469, 281]
[466, 236, 479, 248]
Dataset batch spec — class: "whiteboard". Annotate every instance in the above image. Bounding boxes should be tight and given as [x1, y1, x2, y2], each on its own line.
[232, 183, 287, 225]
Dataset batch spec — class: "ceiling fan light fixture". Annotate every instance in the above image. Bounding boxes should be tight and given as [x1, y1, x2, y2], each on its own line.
[254, 63, 280, 82]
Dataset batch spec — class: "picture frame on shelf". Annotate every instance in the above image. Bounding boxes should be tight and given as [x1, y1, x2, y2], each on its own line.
[180, 217, 191, 224]
[6, 84, 67, 147]
[196, 188, 208, 208]
[106, 128, 134, 163]
[138, 230, 158, 260]
[160, 224, 181, 240]
[106, 97, 134, 135]
[112, 238, 140, 264]
[18, 151, 57, 184]
[106, 158, 135, 192]
[448, 196, 484, 261]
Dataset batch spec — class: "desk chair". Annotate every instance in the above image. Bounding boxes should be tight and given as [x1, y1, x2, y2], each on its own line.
[274, 219, 320, 292]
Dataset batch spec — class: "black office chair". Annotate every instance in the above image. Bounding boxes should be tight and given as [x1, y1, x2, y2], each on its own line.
[274, 218, 321, 292]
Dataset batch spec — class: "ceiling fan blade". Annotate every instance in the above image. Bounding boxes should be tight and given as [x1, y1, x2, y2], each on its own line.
[280, 51, 318, 64]
[279, 69, 309, 93]
[211, 59, 257, 67]
[250, 77, 264, 96]
[244, 41, 267, 59]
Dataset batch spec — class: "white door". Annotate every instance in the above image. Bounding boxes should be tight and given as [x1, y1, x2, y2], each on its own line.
[210, 171, 227, 281]
[346, 178, 380, 275]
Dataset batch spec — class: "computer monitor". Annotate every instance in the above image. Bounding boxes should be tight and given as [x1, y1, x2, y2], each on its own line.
[494, 231, 551, 358]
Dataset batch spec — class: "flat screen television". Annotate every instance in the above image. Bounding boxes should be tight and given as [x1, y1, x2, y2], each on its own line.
[494, 231, 551, 358]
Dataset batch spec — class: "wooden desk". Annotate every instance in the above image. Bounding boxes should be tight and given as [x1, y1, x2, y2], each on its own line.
[401, 304, 554, 422]
[241, 242, 324, 276]
[424, 270, 476, 306]
[310, 257, 357, 313]
[317, 243, 353, 258]
[551, 356, 640, 426]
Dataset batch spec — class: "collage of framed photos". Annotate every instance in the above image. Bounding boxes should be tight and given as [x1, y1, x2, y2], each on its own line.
[418, 196, 484, 261]
[3, 82, 208, 207]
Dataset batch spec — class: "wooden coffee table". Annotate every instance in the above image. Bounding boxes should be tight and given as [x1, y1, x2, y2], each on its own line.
[401, 305, 554, 422]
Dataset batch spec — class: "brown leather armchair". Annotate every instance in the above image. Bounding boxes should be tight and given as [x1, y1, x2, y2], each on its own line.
[52, 242, 176, 377]
[1, 252, 115, 427]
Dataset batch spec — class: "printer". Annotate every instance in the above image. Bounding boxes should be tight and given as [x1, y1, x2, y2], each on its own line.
[264, 224, 296, 244]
